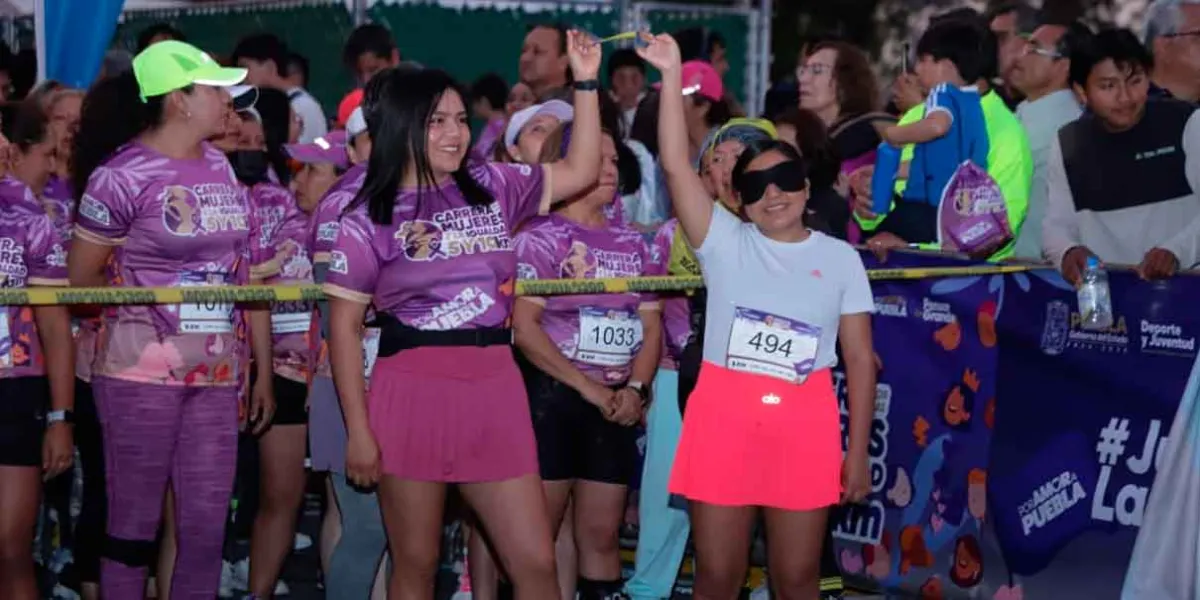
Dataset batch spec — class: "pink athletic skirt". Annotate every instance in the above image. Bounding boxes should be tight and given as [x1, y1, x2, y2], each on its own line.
[669, 362, 842, 511]
[367, 345, 538, 483]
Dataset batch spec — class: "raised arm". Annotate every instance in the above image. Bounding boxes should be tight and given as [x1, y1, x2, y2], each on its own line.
[547, 30, 604, 203]
[637, 33, 716, 249]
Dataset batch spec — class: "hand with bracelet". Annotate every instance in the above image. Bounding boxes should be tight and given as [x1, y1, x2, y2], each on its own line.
[43, 409, 74, 480]
[610, 380, 648, 427]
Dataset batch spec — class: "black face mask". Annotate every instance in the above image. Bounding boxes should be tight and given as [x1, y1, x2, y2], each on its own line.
[735, 161, 807, 205]
[226, 150, 269, 185]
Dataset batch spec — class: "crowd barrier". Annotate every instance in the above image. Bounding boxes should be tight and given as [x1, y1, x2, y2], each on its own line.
[0, 264, 1033, 306]
[23, 251, 1192, 599]
[829, 251, 1196, 599]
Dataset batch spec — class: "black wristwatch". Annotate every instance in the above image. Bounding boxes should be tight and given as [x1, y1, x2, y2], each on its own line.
[573, 79, 601, 91]
[626, 381, 650, 406]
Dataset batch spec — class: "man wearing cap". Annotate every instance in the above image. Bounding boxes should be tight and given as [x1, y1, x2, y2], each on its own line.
[504, 99, 574, 163]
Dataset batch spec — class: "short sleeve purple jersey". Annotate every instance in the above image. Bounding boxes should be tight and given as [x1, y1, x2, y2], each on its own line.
[308, 165, 366, 379]
[0, 176, 70, 378]
[650, 219, 692, 368]
[42, 175, 100, 380]
[324, 162, 550, 331]
[73, 142, 254, 387]
[514, 214, 659, 384]
[250, 182, 314, 383]
[43, 175, 76, 242]
[311, 165, 366, 266]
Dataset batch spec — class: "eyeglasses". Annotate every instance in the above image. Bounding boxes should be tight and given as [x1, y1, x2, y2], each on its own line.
[1022, 45, 1063, 60]
[796, 63, 833, 77]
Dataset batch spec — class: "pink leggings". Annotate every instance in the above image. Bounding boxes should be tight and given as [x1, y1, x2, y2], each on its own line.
[93, 376, 238, 600]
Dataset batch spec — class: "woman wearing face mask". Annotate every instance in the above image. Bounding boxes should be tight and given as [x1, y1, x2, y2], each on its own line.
[68, 42, 275, 599]
[324, 30, 603, 599]
[640, 33, 876, 600]
[0, 104, 75, 600]
[511, 124, 662, 600]
[219, 86, 314, 598]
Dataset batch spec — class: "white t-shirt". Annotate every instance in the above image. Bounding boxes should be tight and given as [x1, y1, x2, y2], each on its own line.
[696, 207, 874, 380]
[287, 87, 329, 144]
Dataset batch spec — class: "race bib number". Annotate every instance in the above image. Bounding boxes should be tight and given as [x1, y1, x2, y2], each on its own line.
[271, 301, 313, 334]
[179, 272, 234, 334]
[362, 327, 381, 379]
[0, 310, 11, 369]
[726, 307, 820, 383]
[576, 307, 643, 367]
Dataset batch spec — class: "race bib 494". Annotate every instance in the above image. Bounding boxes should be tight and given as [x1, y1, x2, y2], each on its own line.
[725, 307, 820, 384]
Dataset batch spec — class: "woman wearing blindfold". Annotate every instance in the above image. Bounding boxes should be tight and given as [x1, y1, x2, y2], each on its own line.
[637, 33, 877, 600]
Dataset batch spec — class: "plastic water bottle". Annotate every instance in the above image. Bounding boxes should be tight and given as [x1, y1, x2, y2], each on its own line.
[1077, 256, 1113, 330]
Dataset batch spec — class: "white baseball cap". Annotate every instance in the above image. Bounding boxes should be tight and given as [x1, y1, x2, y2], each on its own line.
[346, 106, 367, 138]
[503, 100, 574, 150]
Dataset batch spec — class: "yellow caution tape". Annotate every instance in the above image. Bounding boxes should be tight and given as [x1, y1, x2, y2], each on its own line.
[0, 264, 1038, 306]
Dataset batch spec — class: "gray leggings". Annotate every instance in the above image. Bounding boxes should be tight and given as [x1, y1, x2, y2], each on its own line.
[327, 474, 390, 599]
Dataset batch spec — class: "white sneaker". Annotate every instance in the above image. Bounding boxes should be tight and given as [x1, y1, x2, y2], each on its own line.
[231, 557, 251, 591]
[275, 579, 291, 596]
[749, 582, 771, 600]
[219, 560, 237, 598]
[293, 532, 313, 551]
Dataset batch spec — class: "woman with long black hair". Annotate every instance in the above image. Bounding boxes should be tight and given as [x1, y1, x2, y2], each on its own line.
[221, 86, 315, 598]
[323, 31, 604, 599]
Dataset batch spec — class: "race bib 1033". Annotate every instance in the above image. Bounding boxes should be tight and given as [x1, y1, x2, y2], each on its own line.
[576, 306, 643, 367]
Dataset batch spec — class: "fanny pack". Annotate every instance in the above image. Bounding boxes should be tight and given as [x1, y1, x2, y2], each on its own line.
[370, 313, 512, 358]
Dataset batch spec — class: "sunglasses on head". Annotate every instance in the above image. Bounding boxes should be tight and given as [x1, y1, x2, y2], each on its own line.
[735, 161, 807, 205]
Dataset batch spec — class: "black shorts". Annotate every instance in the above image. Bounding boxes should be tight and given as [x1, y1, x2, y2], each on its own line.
[0, 376, 49, 467]
[523, 367, 638, 485]
[250, 371, 309, 426]
[271, 374, 309, 426]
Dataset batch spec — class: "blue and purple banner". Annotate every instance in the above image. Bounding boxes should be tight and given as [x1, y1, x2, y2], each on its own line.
[834, 251, 1200, 599]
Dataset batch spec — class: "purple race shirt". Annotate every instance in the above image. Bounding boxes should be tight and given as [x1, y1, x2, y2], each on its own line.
[0, 175, 69, 378]
[309, 165, 366, 379]
[515, 214, 659, 384]
[471, 118, 506, 163]
[324, 162, 550, 331]
[43, 175, 75, 241]
[650, 219, 692, 370]
[74, 142, 254, 387]
[43, 175, 101, 381]
[250, 182, 314, 383]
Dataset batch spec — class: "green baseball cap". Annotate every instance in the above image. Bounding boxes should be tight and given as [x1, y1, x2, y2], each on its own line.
[132, 40, 248, 102]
